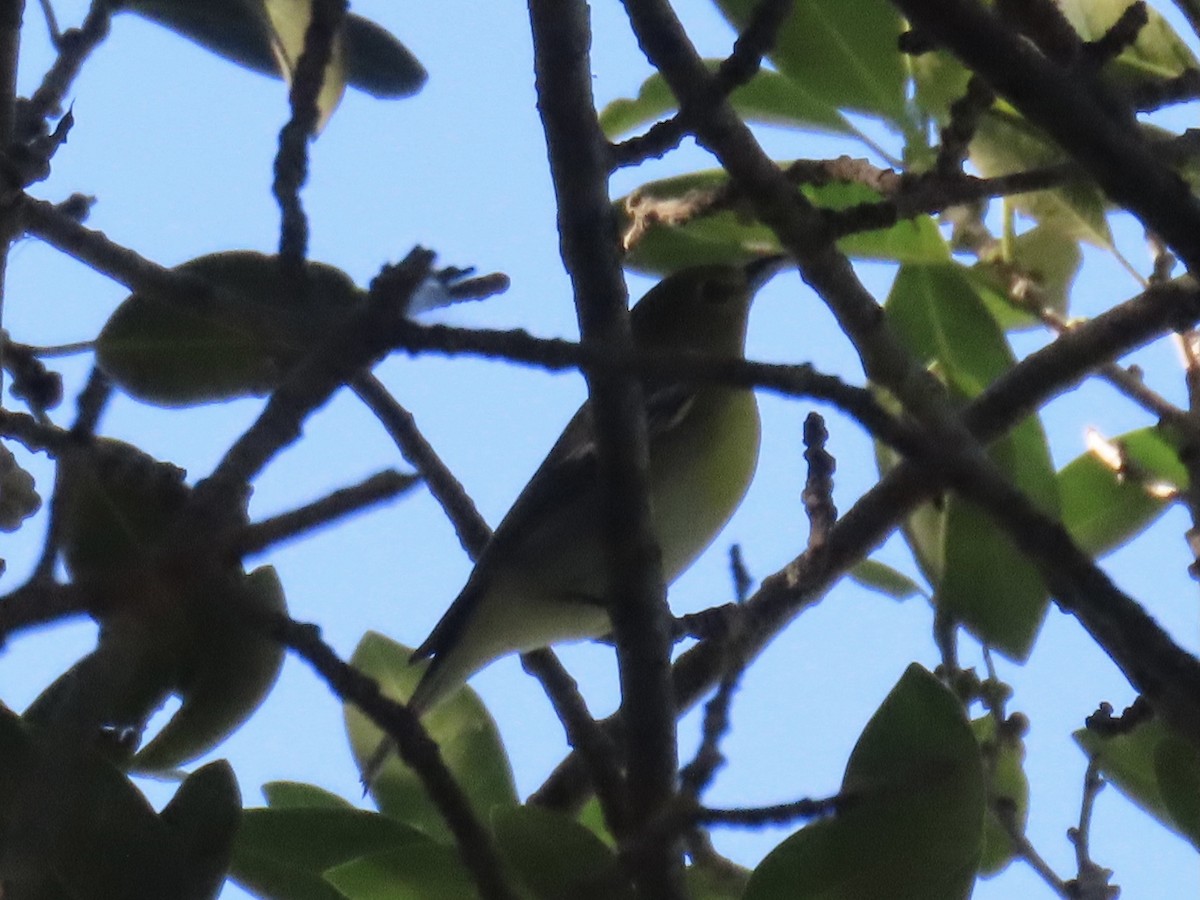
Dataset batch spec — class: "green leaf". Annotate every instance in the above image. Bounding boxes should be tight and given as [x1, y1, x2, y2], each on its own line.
[888, 264, 1018, 385]
[1059, 426, 1186, 557]
[936, 495, 1050, 659]
[56, 438, 190, 581]
[744, 665, 985, 899]
[599, 63, 850, 139]
[910, 48, 972, 123]
[231, 858, 351, 900]
[493, 805, 632, 900]
[883, 264, 1057, 658]
[715, 0, 910, 126]
[968, 225, 1083, 331]
[48, 440, 288, 770]
[160, 760, 244, 898]
[971, 112, 1113, 249]
[264, 781, 356, 810]
[324, 844, 476, 900]
[119, 1, 425, 99]
[1156, 737, 1200, 847]
[0, 707, 239, 899]
[575, 796, 616, 847]
[972, 717, 1028, 875]
[847, 559, 926, 601]
[1058, 0, 1198, 80]
[1076, 717, 1200, 848]
[617, 170, 946, 277]
[263, 0, 348, 130]
[814, 181, 948, 264]
[335, 14, 427, 99]
[133, 566, 288, 772]
[344, 632, 518, 840]
[232, 807, 424, 878]
[686, 860, 751, 900]
[97, 251, 364, 407]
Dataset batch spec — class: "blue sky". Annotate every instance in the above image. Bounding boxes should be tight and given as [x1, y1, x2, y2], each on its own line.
[1, 1, 1197, 897]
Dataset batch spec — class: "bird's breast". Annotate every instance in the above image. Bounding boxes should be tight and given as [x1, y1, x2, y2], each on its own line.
[648, 387, 761, 581]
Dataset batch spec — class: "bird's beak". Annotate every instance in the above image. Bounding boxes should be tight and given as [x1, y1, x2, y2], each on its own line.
[744, 254, 790, 292]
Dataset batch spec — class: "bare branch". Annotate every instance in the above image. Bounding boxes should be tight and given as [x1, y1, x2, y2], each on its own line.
[529, 2, 682, 895]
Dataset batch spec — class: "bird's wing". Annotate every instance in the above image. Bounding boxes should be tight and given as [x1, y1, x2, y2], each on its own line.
[411, 378, 695, 663]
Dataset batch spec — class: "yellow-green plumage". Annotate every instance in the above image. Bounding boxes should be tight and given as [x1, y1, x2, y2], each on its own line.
[407, 261, 779, 714]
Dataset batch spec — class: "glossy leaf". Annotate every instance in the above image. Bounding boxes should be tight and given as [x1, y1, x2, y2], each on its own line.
[159, 760, 244, 898]
[1156, 737, 1200, 847]
[493, 805, 633, 900]
[31, 441, 192, 754]
[1058, 0, 1198, 80]
[884, 264, 1057, 658]
[599, 63, 850, 139]
[971, 112, 1113, 249]
[324, 843, 476, 900]
[910, 48, 972, 123]
[133, 566, 288, 772]
[344, 632, 517, 840]
[230, 806, 425, 899]
[22, 623, 177, 765]
[264, 780, 356, 810]
[715, 0, 910, 125]
[686, 860, 751, 900]
[847, 559, 926, 601]
[119, 0, 425, 99]
[972, 716, 1028, 875]
[231, 859, 350, 900]
[56, 438, 190, 581]
[968, 225, 1082, 331]
[744, 665, 985, 899]
[336, 13, 428, 99]
[575, 796, 615, 848]
[97, 251, 364, 407]
[47, 439, 288, 769]
[1076, 718, 1200, 848]
[617, 170, 946, 276]
[1059, 426, 1186, 557]
[0, 706, 239, 899]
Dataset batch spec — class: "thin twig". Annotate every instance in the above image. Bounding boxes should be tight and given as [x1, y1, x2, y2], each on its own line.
[729, 545, 753, 602]
[993, 799, 1072, 898]
[194, 248, 433, 511]
[800, 412, 836, 549]
[238, 469, 420, 557]
[0, 579, 89, 645]
[270, 614, 518, 900]
[1066, 760, 1117, 899]
[611, 0, 794, 167]
[350, 373, 491, 557]
[521, 648, 630, 836]
[697, 794, 842, 827]
[273, 0, 346, 270]
[25, 0, 110, 124]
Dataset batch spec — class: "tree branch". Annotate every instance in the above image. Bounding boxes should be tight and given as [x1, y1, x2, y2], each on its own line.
[528, 3, 683, 895]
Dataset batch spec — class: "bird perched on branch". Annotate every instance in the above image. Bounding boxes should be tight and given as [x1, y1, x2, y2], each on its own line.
[407, 258, 786, 716]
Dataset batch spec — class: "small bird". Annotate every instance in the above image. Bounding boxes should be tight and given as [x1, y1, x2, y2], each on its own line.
[404, 259, 784, 717]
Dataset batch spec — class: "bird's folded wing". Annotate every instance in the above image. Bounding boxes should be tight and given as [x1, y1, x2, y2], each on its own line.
[411, 379, 695, 663]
